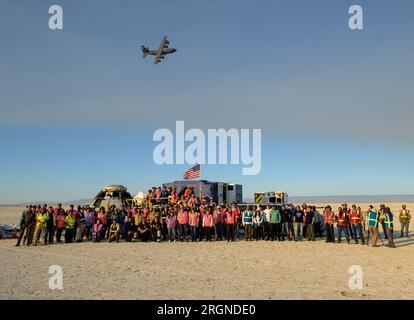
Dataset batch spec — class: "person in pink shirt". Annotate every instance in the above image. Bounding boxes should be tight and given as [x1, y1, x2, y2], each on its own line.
[154, 187, 161, 205]
[166, 212, 177, 242]
[183, 186, 193, 199]
[169, 188, 178, 205]
[142, 207, 148, 219]
[188, 195, 197, 208]
[177, 207, 189, 241]
[55, 209, 65, 243]
[213, 206, 224, 241]
[97, 207, 107, 239]
[188, 209, 199, 242]
[198, 206, 206, 241]
[203, 209, 214, 241]
[54, 203, 65, 218]
[93, 219, 104, 242]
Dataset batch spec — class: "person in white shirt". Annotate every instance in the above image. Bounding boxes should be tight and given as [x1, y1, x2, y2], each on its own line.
[263, 205, 271, 241]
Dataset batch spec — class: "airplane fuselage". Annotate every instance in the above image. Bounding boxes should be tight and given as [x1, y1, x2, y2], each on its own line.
[147, 48, 177, 56]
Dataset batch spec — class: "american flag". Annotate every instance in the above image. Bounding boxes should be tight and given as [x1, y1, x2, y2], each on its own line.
[183, 164, 201, 180]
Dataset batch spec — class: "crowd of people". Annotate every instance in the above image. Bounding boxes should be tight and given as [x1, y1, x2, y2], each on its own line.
[15, 186, 411, 249]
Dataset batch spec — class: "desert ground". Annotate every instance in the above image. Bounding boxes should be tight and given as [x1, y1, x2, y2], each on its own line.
[1, 203, 413, 300]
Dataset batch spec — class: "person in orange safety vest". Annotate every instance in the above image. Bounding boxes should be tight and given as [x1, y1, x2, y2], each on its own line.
[336, 207, 350, 244]
[349, 204, 365, 244]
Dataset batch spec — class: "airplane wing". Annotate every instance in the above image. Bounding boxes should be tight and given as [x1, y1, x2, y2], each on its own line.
[154, 35, 168, 64]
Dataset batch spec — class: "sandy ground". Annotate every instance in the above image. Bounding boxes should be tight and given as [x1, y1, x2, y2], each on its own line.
[1, 203, 413, 300]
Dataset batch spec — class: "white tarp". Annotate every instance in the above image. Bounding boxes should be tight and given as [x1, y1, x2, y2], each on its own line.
[133, 192, 146, 206]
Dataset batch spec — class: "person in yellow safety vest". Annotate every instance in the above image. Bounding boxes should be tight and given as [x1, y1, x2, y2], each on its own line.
[380, 207, 396, 248]
[367, 205, 380, 247]
[65, 212, 76, 243]
[108, 218, 121, 243]
[33, 207, 49, 246]
[32, 205, 40, 243]
[399, 204, 411, 238]
[134, 209, 143, 227]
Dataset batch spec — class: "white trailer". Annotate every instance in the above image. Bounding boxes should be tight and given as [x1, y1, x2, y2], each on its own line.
[217, 183, 243, 204]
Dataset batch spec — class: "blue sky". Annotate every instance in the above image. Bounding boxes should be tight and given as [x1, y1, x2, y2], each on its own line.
[1, 0, 413, 203]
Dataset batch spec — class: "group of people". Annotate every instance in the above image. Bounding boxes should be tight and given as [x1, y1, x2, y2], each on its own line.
[15, 186, 411, 249]
[319, 203, 411, 248]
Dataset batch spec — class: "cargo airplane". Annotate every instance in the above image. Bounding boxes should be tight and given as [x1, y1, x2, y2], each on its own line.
[141, 35, 177, 64]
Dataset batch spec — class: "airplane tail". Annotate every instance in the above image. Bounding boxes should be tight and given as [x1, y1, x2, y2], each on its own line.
[141, 46, 149, 58]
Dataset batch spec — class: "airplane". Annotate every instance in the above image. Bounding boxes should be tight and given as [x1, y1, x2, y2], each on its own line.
[141, 35, 177, 64]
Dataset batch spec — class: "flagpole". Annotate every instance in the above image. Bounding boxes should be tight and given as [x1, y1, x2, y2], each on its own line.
[199, 165, 202, 204]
